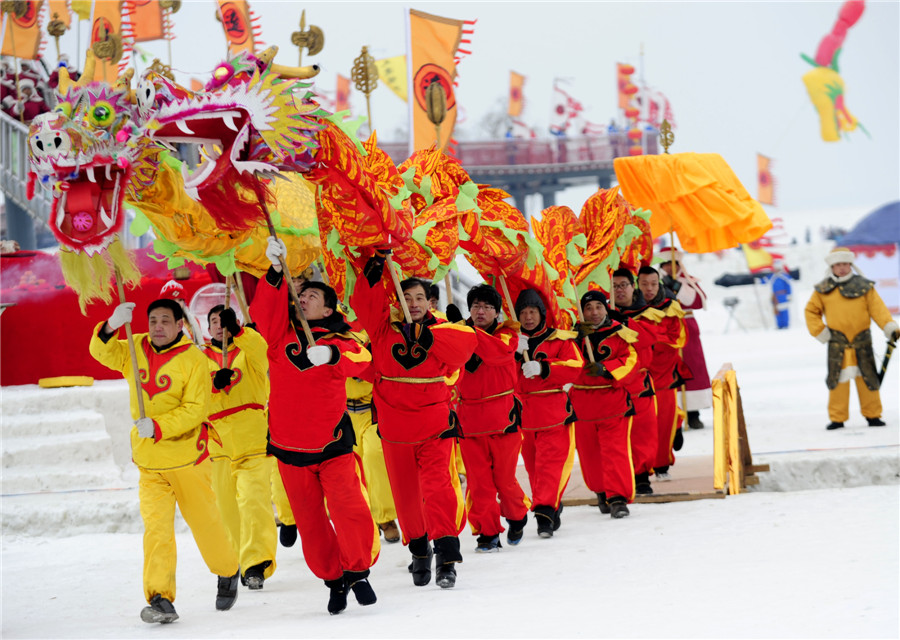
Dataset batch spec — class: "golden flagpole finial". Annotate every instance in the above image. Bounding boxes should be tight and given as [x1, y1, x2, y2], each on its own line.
[352, 45, 378, 133]
[291, 10, 324, 67]
[659, 119, 674, 154]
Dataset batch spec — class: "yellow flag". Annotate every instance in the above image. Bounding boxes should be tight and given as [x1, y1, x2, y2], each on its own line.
[216, 0, 257, 55]
[408, 8, 467, 153]
[1, 0, 44, 60]
[71, 0, 92, 21]
[375, 55, 407, 102]
[508, 71, 525, 117]
[741, 244, 774, 273]
[89, 0, 125, 84]
[48, 0, 71, 28]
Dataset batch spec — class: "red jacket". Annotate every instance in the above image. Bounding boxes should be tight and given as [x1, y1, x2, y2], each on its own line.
[514, 326, 583, 431]
[456, 320, 521, 437]
[252, 269, 371, 458]
[622, 298, 690, 390]
[569, 322, 640, 422]
[351, 275, 476, 444]
[618, 314, 657, 398]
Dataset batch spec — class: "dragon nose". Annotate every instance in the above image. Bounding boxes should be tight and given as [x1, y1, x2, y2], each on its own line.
[30, 129, 71, 158]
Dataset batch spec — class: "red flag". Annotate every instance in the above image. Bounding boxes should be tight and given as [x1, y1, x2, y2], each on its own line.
[336, 74, 350, 113]
[508, 71, 525, 117]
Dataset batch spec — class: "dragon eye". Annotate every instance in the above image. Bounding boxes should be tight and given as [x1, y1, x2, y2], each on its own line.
[89, 101, 116, 127]
[54, 102, 72, 117]
[213, 63, 234, 82]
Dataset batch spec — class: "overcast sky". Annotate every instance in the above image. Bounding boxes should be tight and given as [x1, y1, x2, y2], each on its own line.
[49, 1, 900, 214]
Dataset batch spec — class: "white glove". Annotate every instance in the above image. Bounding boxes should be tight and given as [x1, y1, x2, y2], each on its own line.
[815, 327, 831, 344]
[108, 302, 136, 330]
[522, 360, 542, 378]
[516, 333, 529, 353]
[135, 417, 155, 438]
[265, 236, 287, 270]
[307, 345, 332, 367]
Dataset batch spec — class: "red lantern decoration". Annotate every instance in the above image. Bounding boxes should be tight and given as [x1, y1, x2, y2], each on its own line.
[624, 84, 639, 95]
[624, 107, 641, 119]
[619, 64, 635, 75]
[629, 146, 643, 156]
[627, 128, 643, 141]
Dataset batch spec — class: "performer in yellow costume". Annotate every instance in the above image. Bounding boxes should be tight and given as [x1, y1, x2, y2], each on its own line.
[805, 248, 898, 430]
[90, 299, 240, 624]
[346, 330, 400, 543]
[202, 306, 278, 589]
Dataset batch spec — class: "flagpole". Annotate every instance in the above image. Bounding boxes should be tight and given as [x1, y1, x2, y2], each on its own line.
[404, 5, 414, 158]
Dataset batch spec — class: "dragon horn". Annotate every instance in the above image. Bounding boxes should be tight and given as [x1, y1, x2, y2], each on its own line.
[115, 68, 135, 103]
[75, 50, 97, 88]
[269, 63, 321, 79]
[257, 46, 279, 66]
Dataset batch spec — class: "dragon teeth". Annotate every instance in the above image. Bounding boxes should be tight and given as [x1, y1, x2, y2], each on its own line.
[222, 114, 238, 132]
[86, 167, 96, 183]
[176, 119, 194, 135]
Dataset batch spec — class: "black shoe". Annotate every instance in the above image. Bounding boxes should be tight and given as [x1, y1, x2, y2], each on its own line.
[506, 515, 527, 546]
[635, 472, 653, 495]
[475, 534, 501, 553]
[435, 562, 457, 589]
[534, 506, 555, 538]
[867, 417, 886, 427]
[596, 492, 611, 514]
[279, 523, 297, 547]
[349, 578, 377, 606]
[216, 570, 239, 611]
[608, 496, 631, 519]
[325, 578, 347, 615]
[687, 411, 704, 429]
[242, 561, 270, 591]
[140, 595, 178, 624]
[826, 421, 845, 430]
[408, 544, 433, 587]
[553, 504, 563, 531]
[673, 427, 684, 451]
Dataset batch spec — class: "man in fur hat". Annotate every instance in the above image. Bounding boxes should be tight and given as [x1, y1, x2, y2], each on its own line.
[805, 247, 898, 430]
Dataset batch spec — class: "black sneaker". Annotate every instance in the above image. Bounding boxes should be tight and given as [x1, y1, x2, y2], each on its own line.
[325, 578, 347, 615]
[408, 548, 433, 586]
[435, 562, 457, 589]
[635, 473, 653, 495]
[867, 417, 886, 427]
[673, 427, 684, 451]
[349, 578, 377, 606]
[608, 496, 631, 519]
[553, 504, 563, 531]
[596, 492, 611, 514]
[216, 570, 239, 611]
[475, 534, 501, 553]
[243, 561, 269, 590]
[826, 421, 845, 430]
[506, 515, 527, 546]
[687, 411, 704, 429]
[140, 595, 178, 624]
[535, 512, 554, 538]
[279, 524, 297, 547]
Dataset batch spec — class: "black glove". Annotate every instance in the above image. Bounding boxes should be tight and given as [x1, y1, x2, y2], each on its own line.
[213, 368, 234, 390]
[663, 275, 682, 294]
[892, 330, 899, 343]
[586, 362, 611, 378]
[575, 322, 593, 340]
[445, 303, 463, 323]
[401, 321, 428, 344]
[363, 249, 390, 287]
[219, 307, 241, 337]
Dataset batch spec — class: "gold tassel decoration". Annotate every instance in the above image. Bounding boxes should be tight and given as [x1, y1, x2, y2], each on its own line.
[58, 239, 141, 313]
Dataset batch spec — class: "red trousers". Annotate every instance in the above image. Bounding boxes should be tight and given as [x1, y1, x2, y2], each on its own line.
[630, 395, 658, 476]
[381, 437, 466, 545]
[278, 455, 380, 581]
[654, 387, 679, 468]
[459, 432, 531, 537]
[575, 416, 635, 501]
[521, 425, 575, 511]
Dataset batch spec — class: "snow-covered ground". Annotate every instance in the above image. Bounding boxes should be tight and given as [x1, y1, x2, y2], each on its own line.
[2, 207, 899, 638]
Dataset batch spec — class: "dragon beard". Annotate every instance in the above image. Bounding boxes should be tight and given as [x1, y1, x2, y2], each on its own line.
[196, 163, 275, 232]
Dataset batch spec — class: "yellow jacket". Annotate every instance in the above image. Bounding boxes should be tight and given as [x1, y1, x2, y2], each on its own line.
[805, 278, 897, 343]
[89, 323, 212, 472]
[346, 329, 374, 404]
[201, 327, 270, 461]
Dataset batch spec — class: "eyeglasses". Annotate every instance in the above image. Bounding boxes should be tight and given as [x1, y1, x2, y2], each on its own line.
[470, 303, 495, 312]
[612, 283, 632, 290]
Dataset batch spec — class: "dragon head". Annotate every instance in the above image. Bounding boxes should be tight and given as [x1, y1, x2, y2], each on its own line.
[27, 53, 143, 255]
[146, 46, 326, 197]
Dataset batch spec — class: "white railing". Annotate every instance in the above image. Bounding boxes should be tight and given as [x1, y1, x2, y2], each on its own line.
[0, 110, 51, 229]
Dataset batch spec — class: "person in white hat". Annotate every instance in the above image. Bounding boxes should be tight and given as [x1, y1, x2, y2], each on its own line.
[769, 259, 793, 330]
[804, 247, 898, 430]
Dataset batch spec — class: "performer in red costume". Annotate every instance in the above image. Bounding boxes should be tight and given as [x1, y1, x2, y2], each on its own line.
[448, 284, 531, 552]
[570, 291, 640, 518]
[253, 238, 380, 615]
[351, 251, 476, 589]
[513, 289, 583, 538]
[637, 266, 691, 481]
[612, 268, 659, 496]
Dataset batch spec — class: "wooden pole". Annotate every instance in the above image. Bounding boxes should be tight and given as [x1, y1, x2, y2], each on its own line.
[497, 274, 529, 363]
[444, 273, 453, 307]
[222, 275, 232, 368]
[385, 255, 412, 323]
[569, 274, 595, 364]
[114, 269, 146, 419]
[232, 271, 252, 323]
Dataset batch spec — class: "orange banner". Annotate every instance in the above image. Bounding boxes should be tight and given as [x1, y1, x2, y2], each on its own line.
[757, 153, 775, 206]
[336, 74, 350, 113]
[1, 0, 44, 60]
[89, 0, 125, 84]
[508, 70, 524, 117]
[409, 8, 465, 154]
[48, 0, 71, 29]
[217, 0, 255, 55]
[617, 62, 635, 110]
[125, 0, 165, 43]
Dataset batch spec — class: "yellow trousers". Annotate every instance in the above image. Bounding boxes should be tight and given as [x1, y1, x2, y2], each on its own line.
[349, 409, 397, 525]
[270, 457, 294, 527]
[828, 377, 883, 423]
[212, 454, 278, 579]
[139, 459, 239, 604]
